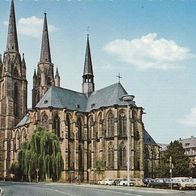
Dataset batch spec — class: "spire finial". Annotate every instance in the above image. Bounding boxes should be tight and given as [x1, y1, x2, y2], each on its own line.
[6, 0, 19, 52]
[40, 12, 51, 63]
[86, 26, 90, 37]
[55, 67, 59, 76]
[116, 73, 122, 83]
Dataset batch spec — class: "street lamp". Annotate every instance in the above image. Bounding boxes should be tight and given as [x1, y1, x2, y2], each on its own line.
[36, 168, 39, 183]
[121, 95, 135, 187]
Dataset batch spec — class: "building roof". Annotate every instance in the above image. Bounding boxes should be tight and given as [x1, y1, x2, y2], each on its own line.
[36, 86, 87, 112]
[179, 136, 196, 149]
[144, 130, 157, 145]
[18, 82, 136, 127]
[35, 82, 135, 112]
[16, 114, 30, 127]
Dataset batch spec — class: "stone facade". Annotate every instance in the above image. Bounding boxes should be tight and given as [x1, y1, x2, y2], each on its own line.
[11, 105, 146, 182]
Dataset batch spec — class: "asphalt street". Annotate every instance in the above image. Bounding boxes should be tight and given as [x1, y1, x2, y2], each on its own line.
[0, 181, 196, 196]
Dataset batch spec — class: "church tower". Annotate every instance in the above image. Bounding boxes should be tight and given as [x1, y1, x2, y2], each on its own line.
[32, 13, 58, 108]
[0, 0, 27, 178]
[82, 34, 95, 95]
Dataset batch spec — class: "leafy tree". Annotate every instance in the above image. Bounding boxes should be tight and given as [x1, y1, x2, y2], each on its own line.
[157, 140, 191, 178]
[11, 127, 64, 182]
[94, 159, 105, 181]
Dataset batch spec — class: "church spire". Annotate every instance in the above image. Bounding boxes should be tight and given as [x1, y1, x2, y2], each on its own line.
[55, 67, 60, 87]
[6, 0, 19, 53]
[83, 34, 93, 76]
[40, 13, 51, 63]
[82, 34, 95, 95]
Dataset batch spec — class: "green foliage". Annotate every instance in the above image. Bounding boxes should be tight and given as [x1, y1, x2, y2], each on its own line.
[94, 159, 105, 174]
[13, 127, 64, 182]
[157, 140, 191, 178]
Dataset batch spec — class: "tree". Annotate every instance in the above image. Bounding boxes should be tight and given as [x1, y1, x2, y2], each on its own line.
[11, 127, 64, 182]
[157, 140, 191, 178]
[94, 159, 105, 181]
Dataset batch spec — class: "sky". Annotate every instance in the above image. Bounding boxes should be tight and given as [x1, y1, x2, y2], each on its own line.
[0, 0, 196, 144]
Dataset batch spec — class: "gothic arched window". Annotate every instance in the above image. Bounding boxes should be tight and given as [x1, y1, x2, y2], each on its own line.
[98, 113, 102, 138]
[89, 117, 93, 140]
[119, 142, 127, 169]
[77, 117, 82, 141]
[42, 113, 49, 128]
[108, 142, 114, 169]
[53, 114, 60, 138]
[13, 82, 19, 117]
[107, 112, 114, 138]
[78, 144, 83, 171]
[66, 115, 71, 138]
[119, 112, 127, 137]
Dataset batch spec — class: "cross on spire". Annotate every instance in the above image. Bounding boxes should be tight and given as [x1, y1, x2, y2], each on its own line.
[116, 73, 122, 83]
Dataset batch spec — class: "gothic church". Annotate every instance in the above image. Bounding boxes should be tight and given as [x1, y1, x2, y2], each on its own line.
[0, 0, 160, 182]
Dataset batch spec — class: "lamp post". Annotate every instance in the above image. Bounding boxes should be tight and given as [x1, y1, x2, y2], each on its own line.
[36, 168, 39, 183]
[121, 95, 135, 187]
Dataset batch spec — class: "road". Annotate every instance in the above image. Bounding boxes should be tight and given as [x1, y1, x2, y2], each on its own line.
[0, 181, 196, 196]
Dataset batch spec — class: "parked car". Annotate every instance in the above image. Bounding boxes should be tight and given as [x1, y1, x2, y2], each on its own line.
[113, 178, 124, 186]
[97, 179, 106, 185]
[104, 178, 115, 185]
[148, 178, 169, 188]
[143, 178, 154, 186]
[98, 178, 114, 185]
[119, 178, 136, 186]
[172, 177, 194, 190]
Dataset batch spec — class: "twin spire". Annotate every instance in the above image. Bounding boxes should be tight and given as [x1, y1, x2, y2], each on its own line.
[6, 0, 19, 53]
[5, 0, 94, 95]
[40, 13, 51, 63]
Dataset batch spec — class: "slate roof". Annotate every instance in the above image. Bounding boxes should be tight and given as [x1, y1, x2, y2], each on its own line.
[35, 82, 135, 112]
[17, 82, 136, 127]
[36, 86, 87, 112]
[16, 114, 30, 127]
[144, 130, 157, 145]
[180, 136, 196, 149]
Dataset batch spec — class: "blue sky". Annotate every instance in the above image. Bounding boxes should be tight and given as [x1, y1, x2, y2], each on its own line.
[1, 0, 196, 144]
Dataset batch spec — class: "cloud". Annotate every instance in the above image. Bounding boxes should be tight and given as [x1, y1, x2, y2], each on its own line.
[4, 16, 57, 38]
[179, 107, 196, 128]
[103, 33, 194, 70]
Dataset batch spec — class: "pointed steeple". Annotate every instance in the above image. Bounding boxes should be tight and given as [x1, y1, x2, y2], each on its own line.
[22, 53, 26, 69]
[55, 67, 60, 87]
[83, 34, 93, 76]
[82, 34, 95, 95]
[6, 0, 19, 53]
[40, 13, 51, 63]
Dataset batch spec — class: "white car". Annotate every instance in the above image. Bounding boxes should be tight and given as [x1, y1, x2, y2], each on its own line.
[98, 178, 114, 185]
[98, 179, 106, 185]
[104, 178, 114, 185]
[172, 177, 194, 190]
[119, 178, 136, 186]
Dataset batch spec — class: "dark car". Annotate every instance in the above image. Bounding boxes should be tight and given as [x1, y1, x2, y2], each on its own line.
[148, 178, 169, 188]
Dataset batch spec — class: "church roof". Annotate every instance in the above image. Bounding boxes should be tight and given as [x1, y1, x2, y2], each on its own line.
[16, 114, 30, 128]
[144, 130, 157, 145]
[35, 82, 135, 112]
[86, 82, 134, 111]
[36, 86, 87, 112]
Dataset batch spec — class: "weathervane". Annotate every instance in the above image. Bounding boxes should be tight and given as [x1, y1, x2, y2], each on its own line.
[116, 73, 122, 83]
